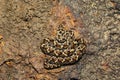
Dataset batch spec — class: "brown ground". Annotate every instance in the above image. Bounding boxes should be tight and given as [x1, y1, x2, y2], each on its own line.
[0, 0, 120, 80]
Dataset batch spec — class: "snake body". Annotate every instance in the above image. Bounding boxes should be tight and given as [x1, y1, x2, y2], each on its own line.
[40, 24, 86, 69]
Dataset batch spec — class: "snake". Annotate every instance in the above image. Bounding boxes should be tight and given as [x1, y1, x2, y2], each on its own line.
[40, 24, 86, 69]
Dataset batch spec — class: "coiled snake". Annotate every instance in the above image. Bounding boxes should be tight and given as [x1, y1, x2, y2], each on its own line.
[40, 24, 86, 69]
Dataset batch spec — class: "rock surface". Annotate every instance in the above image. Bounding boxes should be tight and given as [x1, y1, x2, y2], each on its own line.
[0, 0, 120, 80]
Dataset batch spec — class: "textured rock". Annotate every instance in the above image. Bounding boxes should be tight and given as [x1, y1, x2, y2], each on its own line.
[0, 0, 120, 80]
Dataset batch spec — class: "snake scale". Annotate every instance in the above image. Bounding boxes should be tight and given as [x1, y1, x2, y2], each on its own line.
[40, 24, 86, 69]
